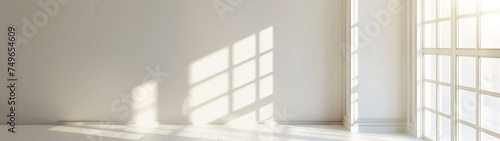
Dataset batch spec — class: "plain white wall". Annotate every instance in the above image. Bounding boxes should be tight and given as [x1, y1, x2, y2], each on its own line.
[0, 0, 343, 124]
[353, 0, 403, 121]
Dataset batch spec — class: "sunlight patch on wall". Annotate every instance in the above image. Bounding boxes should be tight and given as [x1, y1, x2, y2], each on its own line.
[189, 72, 229, 107]
[232, 35, 256, 65]
[131, 79, 159, 125]
[259, 75, 273, 99]
[259, 52, 273, 77]
[232, 83, 256, 111]
[232, 60, 256, 88]
[188, 26, 274, 124]
[190, 95, 229, 124]
[189, 48, 229, 85]
[259, 27, 273, 53]
[259, 103, 274, 122]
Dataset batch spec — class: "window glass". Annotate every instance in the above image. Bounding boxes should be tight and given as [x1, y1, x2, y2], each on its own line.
[425, 0, 437, 21]
[482, 0, 500, 11]
[481, 58, 500, 93]
[482, 132, 500, 141]
[425, 23, 437, 48]
[481, 13, 500, 49]
[459, 89, 476, 124]
[481, 95, 500, 135]
[439, 116, 452, 141]
[439, 21, 451, 48]
[458, 17, 476, 49]
[459, 56, 476, 88]
[439, 55, 451, 83]
[425, 110, 437, 140]
[458, 0, 476, 15]
[439, 85, 451, 115]
[426, 55, 437, 80]
[426, 82, 437, 110]
[460, 123, 476, 141]
[439, 0, 451, 18]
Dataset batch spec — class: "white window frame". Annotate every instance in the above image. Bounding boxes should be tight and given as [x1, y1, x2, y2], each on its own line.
[416, 0, 500, 140]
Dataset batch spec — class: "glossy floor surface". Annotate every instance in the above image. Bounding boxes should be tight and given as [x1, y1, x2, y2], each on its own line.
[0, 124, 422, 141]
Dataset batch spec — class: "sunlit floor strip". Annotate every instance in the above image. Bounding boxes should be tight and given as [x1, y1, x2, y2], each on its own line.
[0, 125, 422, 141]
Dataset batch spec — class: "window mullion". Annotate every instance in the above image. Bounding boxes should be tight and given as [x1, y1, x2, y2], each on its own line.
[437, 54, 441, 141]
[436, 0, 441, 139]
[476, 0, 481, 140]
[422, 0, 427, 139]
[451, 0, 458, 140]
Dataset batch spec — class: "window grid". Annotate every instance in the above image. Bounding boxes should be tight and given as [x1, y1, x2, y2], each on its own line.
[421, 0, 500, 141]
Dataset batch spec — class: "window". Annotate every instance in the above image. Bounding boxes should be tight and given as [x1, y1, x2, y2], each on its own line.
[420, 0, 500, 140]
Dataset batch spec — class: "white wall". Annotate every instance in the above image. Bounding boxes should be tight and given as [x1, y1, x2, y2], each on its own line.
[350, 0, 405, 132]
[0, 0, 344, 124]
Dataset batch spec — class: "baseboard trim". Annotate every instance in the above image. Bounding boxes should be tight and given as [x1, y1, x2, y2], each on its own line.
[407, 126, 418, 137]
[353, 125, 407, 133]
[343, 120, 351, 130]
[56, 121, 343, 125]
[344, 120, 407, 133]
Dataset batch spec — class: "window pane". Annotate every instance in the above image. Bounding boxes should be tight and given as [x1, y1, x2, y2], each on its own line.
[459, 56, 476, 88]
[425, 23, 437, 48]
[482, 0, 500, 11]
[425, 110, 437, 140]
[458, 0, 476, 15]
[439, 116, 451, 141]
[439, 21, 451, 48]
[458, 17, 476, 49]
[426, 82, 437, 110]
[482, 94, 500, 135]
[481, 13, 500, 49]
[459, 89, 476, 124]
[418, 24, 422, 50]
[439, 55, 451, 83]
[425, 0, 436, 21]
[482, 132, 500, 141]
[439, 85, 451, 115]
[439, 0, 451, 18]
[426, 54, 437, 80]
[460, 123, 476, 141]
[481, 58, 500, 93]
